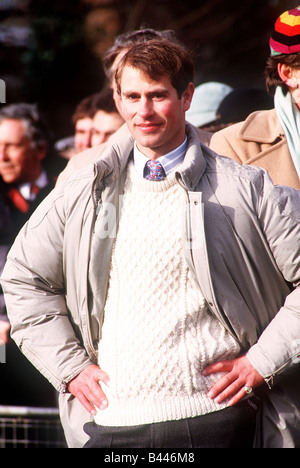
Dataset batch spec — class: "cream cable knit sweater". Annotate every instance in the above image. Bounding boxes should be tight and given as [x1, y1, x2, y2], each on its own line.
[95, 162, 241, 427]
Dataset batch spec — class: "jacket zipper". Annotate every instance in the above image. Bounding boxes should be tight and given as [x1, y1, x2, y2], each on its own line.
[83, 166, 103, 362]
[174, 171, 242, 344]
[264, 351, 300, 389]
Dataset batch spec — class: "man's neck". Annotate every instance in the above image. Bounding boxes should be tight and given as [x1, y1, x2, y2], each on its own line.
[133, 136, 187, 178]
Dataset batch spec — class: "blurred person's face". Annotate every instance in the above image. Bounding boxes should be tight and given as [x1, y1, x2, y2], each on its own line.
[91, 110, 124, 146]
[289, 67, 300, 109]
[278, 63, 300, 109]
[0, 119, 46, 184]
[74, 117, 93, 150]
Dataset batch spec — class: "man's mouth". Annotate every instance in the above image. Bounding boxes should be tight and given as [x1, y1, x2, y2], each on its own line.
[135, 122, 161, 132]
[0, 164, 14, 173]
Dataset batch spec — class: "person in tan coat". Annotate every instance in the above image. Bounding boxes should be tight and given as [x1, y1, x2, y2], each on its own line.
[210, 5, 300, 191]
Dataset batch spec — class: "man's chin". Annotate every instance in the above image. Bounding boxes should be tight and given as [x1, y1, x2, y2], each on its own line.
[0, 175, 17, 184]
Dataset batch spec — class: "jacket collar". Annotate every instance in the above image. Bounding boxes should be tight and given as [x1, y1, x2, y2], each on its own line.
[238, 108, 285, 144]
[176, 124, 207, 191]
[94, 123, 207, 192]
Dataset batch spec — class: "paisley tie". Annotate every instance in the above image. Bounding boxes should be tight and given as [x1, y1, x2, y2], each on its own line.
[145, 160, 166, 181]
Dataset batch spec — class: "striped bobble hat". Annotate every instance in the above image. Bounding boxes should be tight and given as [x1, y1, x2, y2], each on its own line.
[270, 5, 300, 55]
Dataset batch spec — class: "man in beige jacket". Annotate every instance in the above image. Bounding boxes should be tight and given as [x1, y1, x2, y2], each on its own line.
[210, 5, 300, 191]
[4, 37, 300, 450]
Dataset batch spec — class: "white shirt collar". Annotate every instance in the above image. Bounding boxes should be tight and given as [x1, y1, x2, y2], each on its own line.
[18, 170, 48, 201]
[133, 136, 187, 178]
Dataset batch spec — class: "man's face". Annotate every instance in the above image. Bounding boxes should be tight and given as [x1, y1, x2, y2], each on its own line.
[288, 67, 300, 109]
[120, 66, 194, 159]
[91, 110, 124, 146]
[0, 119, 45, 184]
[74, 117, 93, 150]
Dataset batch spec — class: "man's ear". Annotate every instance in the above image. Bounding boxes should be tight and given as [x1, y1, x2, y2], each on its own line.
[183, 82, 195, 112]
[278, 63, 298, 89]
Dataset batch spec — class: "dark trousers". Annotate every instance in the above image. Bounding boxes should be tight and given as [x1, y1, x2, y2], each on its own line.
[83, 401, 257, 448]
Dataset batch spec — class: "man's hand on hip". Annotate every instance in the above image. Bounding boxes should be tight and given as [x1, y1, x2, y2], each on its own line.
[202, 355, 264, 406]
[68, 364, 110, 415]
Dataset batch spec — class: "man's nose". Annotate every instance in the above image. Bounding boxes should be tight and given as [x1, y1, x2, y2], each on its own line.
[97, 134, 107, 145]
[0, 144, 8, 161]
[138, 98, 154, 118]
[83, 130, 93, 149]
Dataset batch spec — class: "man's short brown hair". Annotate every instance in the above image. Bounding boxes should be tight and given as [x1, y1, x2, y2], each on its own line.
[265, 53, 300, 94]
[103, 28, 177, 83]
[115, 38, 194, 99]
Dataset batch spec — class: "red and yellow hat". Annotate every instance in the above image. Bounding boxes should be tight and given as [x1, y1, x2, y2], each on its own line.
[270, 6, 300, 55]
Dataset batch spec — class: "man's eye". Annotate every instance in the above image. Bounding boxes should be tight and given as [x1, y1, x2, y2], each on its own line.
[129, 95, 139, 100]
[6, 143, 23, 150]
[124, 94, 139, 101]
[152, 93, 167, 100]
